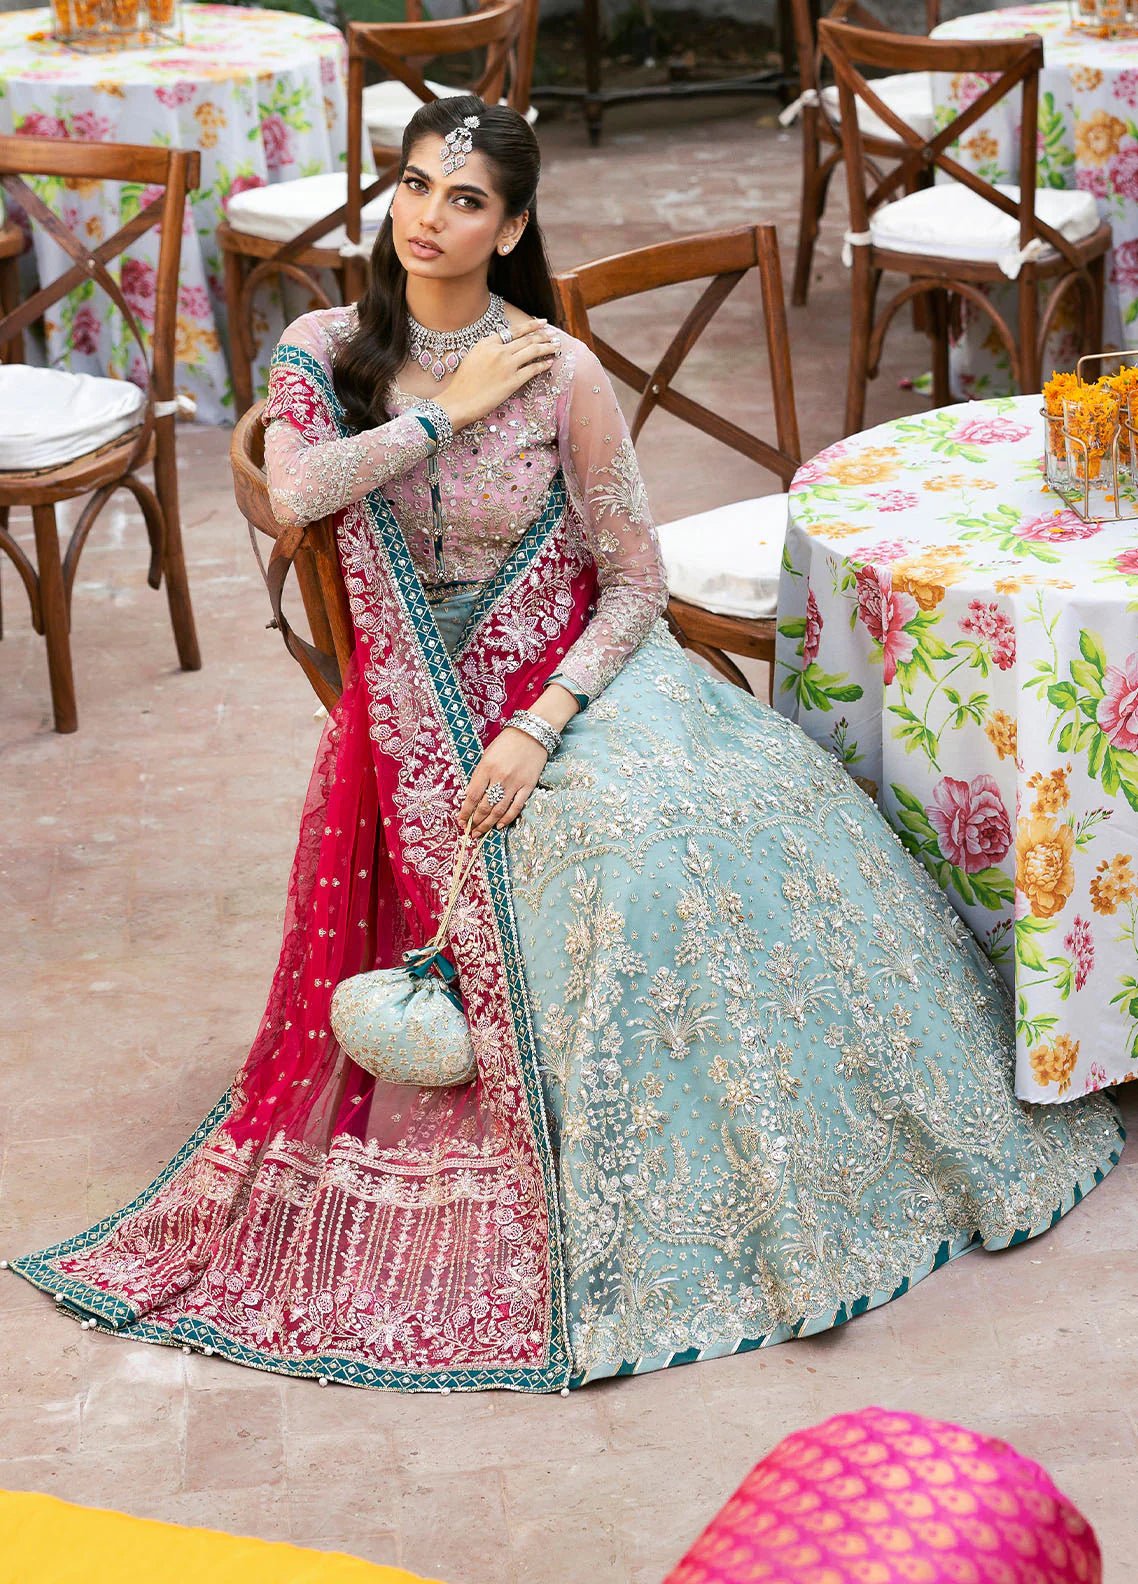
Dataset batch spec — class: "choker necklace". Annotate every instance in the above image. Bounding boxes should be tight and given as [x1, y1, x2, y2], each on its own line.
[407, 292, 509, 381]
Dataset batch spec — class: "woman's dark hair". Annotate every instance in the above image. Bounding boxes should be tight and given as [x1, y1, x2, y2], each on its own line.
[332, 94, 557, 431]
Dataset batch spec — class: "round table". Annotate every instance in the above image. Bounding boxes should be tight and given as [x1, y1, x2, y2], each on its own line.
[0, 4, 350, 423]
[931, 2, 1138, 397]
[777, 394, 1138, 1106]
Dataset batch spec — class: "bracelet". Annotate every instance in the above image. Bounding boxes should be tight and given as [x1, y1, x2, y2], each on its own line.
[412, 399, 454, 452]
[506, 709, 561, 756]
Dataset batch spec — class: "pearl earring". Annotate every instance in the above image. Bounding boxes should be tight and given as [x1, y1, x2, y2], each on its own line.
[500, 243, 511, 254]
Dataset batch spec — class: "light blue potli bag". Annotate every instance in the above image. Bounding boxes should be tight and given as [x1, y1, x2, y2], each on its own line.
[330, 822, 486, 1087]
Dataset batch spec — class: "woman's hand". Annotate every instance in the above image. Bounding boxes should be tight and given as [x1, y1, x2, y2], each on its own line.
[437, 319, 559, 432]
[460, 728, 549, 836]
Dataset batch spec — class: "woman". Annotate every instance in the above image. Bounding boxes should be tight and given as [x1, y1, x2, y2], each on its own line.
[9, 98, 1123, 1393]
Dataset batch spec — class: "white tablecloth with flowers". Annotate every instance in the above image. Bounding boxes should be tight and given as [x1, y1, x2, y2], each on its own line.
[0, 4, 351, 423]
[931, 2, 1138, 397]
[777, 394, 1138, 1105]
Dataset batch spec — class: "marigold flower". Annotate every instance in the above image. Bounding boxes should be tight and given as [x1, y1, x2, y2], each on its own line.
[1015, 816, 1075, 918]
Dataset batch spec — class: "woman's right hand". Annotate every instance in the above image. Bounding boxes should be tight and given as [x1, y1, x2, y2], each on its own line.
[436, 318, 559, 431]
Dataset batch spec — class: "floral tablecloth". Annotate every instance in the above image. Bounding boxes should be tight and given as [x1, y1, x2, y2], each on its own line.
[0, 4, 351, 423]
[931, 2, 1138, 396]
[777, 394, 1138, 1105]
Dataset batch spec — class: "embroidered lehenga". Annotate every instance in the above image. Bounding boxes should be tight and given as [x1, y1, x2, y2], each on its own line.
[11, 307, 1125, 1392]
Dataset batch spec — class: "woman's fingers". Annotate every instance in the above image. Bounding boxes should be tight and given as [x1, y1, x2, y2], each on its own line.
[495, 786, 530, 829]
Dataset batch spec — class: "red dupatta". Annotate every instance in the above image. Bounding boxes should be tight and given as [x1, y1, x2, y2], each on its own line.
[15, 341, 598, 1392]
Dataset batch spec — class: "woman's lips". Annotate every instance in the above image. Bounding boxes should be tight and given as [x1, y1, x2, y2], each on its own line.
[409, 237, 443, 258]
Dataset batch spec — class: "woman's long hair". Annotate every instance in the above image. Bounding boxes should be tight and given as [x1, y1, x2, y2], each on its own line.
[333, 94, 558, 432]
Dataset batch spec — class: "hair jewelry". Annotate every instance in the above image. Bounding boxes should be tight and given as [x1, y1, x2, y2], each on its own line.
[440, 115, 479, 177]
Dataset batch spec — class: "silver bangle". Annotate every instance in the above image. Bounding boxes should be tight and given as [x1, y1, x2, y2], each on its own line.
[506, 709, 561, 756]
[413, 398, 454, 451]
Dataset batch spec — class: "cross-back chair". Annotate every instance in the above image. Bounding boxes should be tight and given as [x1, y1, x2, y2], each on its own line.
[0, 217, 22, 362]
[554, 224, 801, 700]
[230, 401, 352, 711]
[220, 0, 528, 418]
[788, 0, 941, 307]
[0, 137, 201, 733]
[820, 20, 1111, 434]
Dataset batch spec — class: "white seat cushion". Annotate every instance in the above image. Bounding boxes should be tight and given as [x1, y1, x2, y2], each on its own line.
[657, 494, 788, 620]
[869, 181, 1101, 266]
[363, 79, 466, 144]
[0, 366, 145, 470]
[363, 82, 540, 145]
[821, 72, 936, 143]
[226, 173, 395, 248]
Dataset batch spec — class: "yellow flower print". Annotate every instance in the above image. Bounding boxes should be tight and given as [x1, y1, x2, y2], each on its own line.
[807, 520, 864, 539]
[1027, 767, 1071, 818]
[1089, 853, 1136, 915]
[1070, 66, 1104, 93]
[994, 573, 1075, 594]
[174, 315, 220, 365]
[826, 446, 902, 487]
[1075, 109, 1126, 167]
[964, 131, 999, 163]
[1015, 816, 1075, 918]
[923, 473, 997, 493]
[194, 101, 227, 150]
[324, 95, 336, 132]
[94, 80, 127, 98]
[985, 710, 1017, 762]
[891, 545, 966, 611]
[1030, 1034, 1079, 1096]
[85, 215, 103, 242]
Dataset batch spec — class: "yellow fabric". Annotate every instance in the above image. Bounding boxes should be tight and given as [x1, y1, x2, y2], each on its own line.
[0, 1492, 444, 1584]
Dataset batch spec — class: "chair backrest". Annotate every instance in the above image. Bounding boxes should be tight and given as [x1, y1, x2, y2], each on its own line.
[818, 22, 1069, 264]
[230, 403, 354, 709]
[554, 224, 801, 491]
[790, 0, 941, 100]
[0, 138, 199, 459]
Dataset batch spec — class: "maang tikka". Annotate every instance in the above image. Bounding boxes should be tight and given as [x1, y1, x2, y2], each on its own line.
[440, 116, 479, 177]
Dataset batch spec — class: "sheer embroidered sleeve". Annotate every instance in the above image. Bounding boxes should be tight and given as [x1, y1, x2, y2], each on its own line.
[552, 340, 668, 706]
[263, 317, 435, 530]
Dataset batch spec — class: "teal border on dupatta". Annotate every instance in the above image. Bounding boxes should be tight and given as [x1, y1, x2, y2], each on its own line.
[7, 342, 573, 1394]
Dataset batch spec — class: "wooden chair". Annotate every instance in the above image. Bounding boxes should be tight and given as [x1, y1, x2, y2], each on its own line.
[788, 0, 941, 308]
[220, 0, 528, 419]
[820, 20, 1112, 434]
[554, 225, 801, 700]
[230, 402, 352, 711]
[0, 137, 201, 733]
[0, 218, 22, 363]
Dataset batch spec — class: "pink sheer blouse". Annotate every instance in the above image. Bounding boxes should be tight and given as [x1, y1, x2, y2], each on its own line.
[263, 306, 668, 705]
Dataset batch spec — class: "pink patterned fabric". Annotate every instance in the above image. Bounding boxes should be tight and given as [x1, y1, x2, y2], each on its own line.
[664, 1408, 1101, 1584]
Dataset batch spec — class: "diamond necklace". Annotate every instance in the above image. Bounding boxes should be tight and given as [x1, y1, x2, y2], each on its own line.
[407, 292, 508, 382]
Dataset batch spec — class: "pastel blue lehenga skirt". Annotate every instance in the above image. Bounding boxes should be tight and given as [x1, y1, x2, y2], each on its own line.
[434, 591, 1125, 1385]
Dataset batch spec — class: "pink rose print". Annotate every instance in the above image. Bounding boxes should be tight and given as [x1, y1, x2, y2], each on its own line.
[868, 490, 920, 513]
[958, 600, 1015, 670]
[1013, 508, 1102, 544]
[223, 172, 266, 212]
[854, 565, 917, 684]
[926, 774, 1012, 873]
[1111, 239, 1138, 291]
[1108, 144, 1138, 203]
[71, 305, 99, 355]
[1097, 652, 1138, 753]
[16, 112, 68, 139]
[1116, 69, 1138, 109]
[155, 83, 195, 108]
[1084, 1062, 1108, 1093]
[178, 283, 210, 318]
[1063, 915, 1095, 992]
[792, 454, 834, 489]
[320, 55, 337, 85]
[1115, 547, 1138, 577]
[853, 538, 913, 564]
[261, 113, 294, 173]
[70, 110, 112, 141]
[121, 258, 156, 326]
[1077, 166, 1108, 200]
[953, 415, 1031, 445]
[951, 71, 998, 111]
[803, 587, 823, 667]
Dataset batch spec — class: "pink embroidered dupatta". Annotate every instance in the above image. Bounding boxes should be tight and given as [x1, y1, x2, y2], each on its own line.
[14, 343, 599, 1392]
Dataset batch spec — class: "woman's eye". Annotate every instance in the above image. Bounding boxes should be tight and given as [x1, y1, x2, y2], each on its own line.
[403, 177, 427, 192]
[455, 196, 481, 210]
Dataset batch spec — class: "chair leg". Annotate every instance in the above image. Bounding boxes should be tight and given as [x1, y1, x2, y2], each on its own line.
[792, 123, 825, 309]
[224, 245, 255, 417]
[32, 503, 77, 733]
[1087, 255, 1106, 352]
[151, 433, 201, 673]
[845, 253, 875, 436]
[930, 289, 951, 408]
[1018, 273, 1041, 394]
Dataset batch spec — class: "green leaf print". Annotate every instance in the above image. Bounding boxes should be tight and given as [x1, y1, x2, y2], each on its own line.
[781, 661, 864, 713]
[955, 503, 1061, 564]
[887, 782, 1013, 913]
[1037, 93, 1075, 189]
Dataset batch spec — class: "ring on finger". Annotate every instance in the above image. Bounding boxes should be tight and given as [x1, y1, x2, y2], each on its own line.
[484, 781, 507, 808]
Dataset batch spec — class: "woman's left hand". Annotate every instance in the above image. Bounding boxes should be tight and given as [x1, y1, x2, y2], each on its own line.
[460, 729, 548, 836]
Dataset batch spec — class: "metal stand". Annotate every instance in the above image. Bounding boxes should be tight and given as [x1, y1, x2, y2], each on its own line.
[531, 0, 800, 145]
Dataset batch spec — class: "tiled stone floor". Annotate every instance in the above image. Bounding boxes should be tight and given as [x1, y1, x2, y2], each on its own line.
[2, 104, 1136, 1582]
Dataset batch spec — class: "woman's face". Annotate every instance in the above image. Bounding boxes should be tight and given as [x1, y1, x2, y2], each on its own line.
[390, 135, 527, 283]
